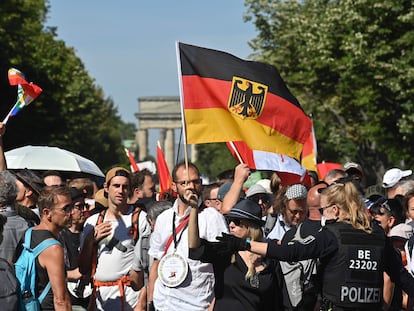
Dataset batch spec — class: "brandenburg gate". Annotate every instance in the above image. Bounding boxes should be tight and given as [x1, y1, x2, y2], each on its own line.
[135, 96, 197, 171]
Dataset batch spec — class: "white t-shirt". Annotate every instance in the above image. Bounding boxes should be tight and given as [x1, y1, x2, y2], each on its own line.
[148, 202, 228, 311]
[81, 206, 151, 310]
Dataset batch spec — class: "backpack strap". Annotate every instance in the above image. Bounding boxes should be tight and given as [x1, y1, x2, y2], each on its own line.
[22, 228, 61, 303]
[96, 209, 106, 226]
[38, 282, 51, 304]
[131, 206, 141, 244]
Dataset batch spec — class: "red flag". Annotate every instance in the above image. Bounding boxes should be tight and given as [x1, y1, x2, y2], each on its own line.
[124, 148, 139, 172]
[227, 141, 311, 187]
[316, 162, 342, 180]
[157, 142, 172, 193]
[178, 42, 311, 160]
[8, 68, 28, 86]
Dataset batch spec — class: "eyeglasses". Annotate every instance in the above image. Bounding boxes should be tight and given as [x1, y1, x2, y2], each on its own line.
[54, 204, 73, 213]
[248, 194, 270, 205]
[73, 202, 89, 211]
[318, 204, 335, 215]
[287, 208, 305, 215]
[174, 178, 202, 187]
[226, 218, 242, 226]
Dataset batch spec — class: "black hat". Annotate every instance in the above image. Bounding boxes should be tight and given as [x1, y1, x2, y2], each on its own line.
[14, 169, 44, 196]
[70, 187, 84, 201]
[225, 199, 265, 226]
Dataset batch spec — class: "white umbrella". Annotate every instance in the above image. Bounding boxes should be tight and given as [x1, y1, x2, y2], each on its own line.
[5, 145, 105, 177]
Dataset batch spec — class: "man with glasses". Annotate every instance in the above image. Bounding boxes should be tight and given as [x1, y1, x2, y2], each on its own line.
[267, 184, 308, 241]
[148, 161, 228, 311]
[369, 197, 407, 310]
[201, 182, 222, 211]
[60, 187, 91, 310]
[14, 185, 73, 310]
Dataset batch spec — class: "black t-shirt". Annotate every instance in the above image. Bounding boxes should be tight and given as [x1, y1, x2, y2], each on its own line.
[60, 228, 81, 270]
[31, 229, 58, 311]
[190, 239, 283, 311]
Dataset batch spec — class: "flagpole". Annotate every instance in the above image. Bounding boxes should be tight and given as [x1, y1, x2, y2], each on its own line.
[2, 102, 18, 124]
[228, 141, 244, 164]
[176, 41, 191, 177]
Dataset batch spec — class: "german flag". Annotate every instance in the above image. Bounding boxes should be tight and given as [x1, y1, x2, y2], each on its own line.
[178, 42, 311, 160]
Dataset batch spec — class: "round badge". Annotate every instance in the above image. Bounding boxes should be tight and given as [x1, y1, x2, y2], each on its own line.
[158, 252, 189, 287]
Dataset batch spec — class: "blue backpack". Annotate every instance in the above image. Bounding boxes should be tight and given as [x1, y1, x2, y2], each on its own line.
[14, 228, 60, 311]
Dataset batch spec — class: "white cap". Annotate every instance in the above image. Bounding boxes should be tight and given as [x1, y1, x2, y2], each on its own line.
[255, 179, 272, 193]
[382, 168, 412, 188]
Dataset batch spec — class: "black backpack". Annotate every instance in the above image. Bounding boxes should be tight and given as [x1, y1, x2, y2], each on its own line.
[0, 257, 19, 311]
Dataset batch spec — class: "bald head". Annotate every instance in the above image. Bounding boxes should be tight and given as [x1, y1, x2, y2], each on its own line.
[306, 183, 327, 220]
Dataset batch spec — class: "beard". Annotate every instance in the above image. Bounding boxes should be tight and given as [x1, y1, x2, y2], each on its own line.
[178, 189, 199, 207]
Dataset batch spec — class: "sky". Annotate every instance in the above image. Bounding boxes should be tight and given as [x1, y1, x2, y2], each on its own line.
[46, 1, 257, 125]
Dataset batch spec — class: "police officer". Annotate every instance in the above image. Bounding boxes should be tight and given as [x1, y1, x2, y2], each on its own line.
[218, 179, 414, 311]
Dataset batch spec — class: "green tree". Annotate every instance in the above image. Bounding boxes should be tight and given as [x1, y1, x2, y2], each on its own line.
[244, 0, 414, 183]
[0, 0, 132, 173]
[195, 143, 238, 181]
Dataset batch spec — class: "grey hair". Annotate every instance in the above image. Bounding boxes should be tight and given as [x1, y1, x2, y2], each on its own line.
[0, 171, 18, 207]
[146, 201, 172, 224]
[395, 180, 414, 196]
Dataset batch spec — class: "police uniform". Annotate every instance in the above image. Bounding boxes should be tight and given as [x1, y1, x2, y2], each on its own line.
[266, 220, 414, 311]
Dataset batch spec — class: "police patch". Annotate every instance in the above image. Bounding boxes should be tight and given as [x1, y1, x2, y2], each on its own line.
[228, 76, 267, 120]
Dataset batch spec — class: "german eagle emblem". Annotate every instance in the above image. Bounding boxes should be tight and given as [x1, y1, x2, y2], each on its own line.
[228, 77, 267, 120]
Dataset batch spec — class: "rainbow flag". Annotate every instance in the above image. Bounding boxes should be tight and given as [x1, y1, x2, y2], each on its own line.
[4, 68, 42, 123]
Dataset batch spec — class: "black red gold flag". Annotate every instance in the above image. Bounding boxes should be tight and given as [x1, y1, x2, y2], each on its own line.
[177, 42, 311, 160]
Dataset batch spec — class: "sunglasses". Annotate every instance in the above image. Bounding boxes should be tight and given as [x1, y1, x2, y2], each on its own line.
[248, 194, 270, 205]
[54, 204, 73, 213]
[73, 202, 89, 210]
[226, 218, 242, 226]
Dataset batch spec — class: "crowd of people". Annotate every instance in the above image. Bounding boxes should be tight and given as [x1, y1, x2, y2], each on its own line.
[1, 122, 414, 310]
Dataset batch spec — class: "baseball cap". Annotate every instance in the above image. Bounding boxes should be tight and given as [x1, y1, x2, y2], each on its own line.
[382, 168, 412, 188]
[343, 162, 363, 174]
[105, 167, 130, 184]
[255, 179, 272, 193]
[285, 184, 308, 200]
[217, 182, 245, 201]
[246, 184, 268, 198]
[225, 199, 265, 226]
[93, 188, 108, 209]
[389, 223, 413, 241]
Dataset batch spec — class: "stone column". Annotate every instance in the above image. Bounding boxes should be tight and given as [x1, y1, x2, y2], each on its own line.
[165, 129, 175, 172]
[159, 129, 166, 152]
[191, 144, 198, 163]
[136, 129, 148, 161]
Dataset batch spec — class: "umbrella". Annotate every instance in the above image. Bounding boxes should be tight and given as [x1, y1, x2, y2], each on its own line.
[5, 145, 105, 178]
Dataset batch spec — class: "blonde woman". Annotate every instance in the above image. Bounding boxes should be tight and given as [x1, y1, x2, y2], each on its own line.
[188, 198, 282, 311]
[218, 180, 414, 311]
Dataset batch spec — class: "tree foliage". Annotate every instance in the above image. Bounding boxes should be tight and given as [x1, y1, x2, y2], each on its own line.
[244, 0, 414, 183]
[195, 143, 238, 181]
[0, 0, 132, 173]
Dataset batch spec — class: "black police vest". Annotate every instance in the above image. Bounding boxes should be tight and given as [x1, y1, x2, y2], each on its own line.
[322, 222, 385, 309]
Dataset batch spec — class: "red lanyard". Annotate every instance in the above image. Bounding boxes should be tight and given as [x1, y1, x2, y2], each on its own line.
[163, 213, 190, 255]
